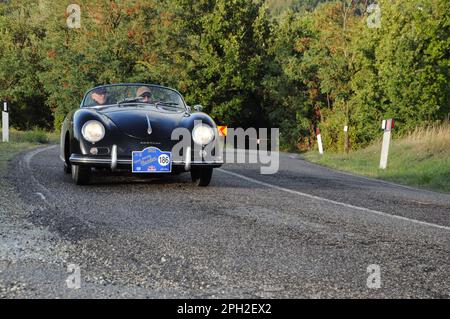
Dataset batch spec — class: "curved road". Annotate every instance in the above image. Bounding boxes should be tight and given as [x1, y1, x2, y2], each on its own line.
[4, 145, 450, 298]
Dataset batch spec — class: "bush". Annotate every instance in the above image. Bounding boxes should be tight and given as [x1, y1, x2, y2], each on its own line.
[9, 128, 51, 144]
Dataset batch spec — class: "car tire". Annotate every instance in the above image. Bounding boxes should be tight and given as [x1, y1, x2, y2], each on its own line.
[71, 164, 91, 185]
[64, 162, 72, 174]
[191, 167, 213, 187]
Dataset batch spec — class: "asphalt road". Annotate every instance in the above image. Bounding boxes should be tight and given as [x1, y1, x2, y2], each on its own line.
[1, 145, 449, 298]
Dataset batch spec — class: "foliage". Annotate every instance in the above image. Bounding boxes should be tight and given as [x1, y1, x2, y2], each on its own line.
[0, 1, 52, 129]
[0, 0, 448, 151]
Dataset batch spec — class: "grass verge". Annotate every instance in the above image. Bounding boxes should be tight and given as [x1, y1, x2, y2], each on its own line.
[0, 129, 58, 174]
[304, 124, 450, 194]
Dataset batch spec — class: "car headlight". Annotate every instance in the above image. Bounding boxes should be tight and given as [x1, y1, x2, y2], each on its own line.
[82, 120, 105, 143]
[192, 124, 214, 145]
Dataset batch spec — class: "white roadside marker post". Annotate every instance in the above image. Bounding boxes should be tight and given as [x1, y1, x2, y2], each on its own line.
[380, 118, 395, 169]
[2, 102, 9, 143]
[316, 128, 324, 155]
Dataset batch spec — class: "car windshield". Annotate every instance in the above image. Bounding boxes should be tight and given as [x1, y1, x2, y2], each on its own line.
[82, 84, 185, 110]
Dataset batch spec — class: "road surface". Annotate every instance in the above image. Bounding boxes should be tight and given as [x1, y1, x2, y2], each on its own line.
[1, 145, 449, 298]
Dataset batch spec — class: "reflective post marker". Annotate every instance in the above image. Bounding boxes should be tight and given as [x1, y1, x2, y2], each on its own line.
[316, 128, 324, 155]
[217, 125, 227, 157]
[380, 119, 395, 169]
[2, 102, 9, 143]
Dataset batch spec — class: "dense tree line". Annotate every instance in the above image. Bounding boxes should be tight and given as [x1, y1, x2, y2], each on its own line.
[0, 0, 448, 151]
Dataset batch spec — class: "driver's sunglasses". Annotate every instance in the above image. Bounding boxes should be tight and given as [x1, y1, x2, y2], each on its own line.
[140, 93, 152, 98]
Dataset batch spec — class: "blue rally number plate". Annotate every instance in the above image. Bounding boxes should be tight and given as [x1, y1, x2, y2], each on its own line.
[132, 147, 172, 173]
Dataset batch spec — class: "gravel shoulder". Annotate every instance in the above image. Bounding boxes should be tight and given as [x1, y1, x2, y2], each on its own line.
[0, 145, 70, 298]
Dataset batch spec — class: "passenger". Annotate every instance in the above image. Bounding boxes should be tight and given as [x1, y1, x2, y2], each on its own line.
[136, 86, 153, 104]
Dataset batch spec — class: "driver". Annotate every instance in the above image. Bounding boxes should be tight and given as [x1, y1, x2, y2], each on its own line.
[91, 87, 108, 105]
[136, 86, 153, 104]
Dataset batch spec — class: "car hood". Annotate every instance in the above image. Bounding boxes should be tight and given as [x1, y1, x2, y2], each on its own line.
[99, 106, 186, 140]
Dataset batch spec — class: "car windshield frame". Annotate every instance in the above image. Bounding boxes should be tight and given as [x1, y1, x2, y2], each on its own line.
[81, 83, 188, 111]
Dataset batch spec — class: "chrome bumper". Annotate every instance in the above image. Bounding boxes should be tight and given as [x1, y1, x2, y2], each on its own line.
[69, 154, 131, 166]
[69, 145, 223, 171]
[111, 144, 118, 171]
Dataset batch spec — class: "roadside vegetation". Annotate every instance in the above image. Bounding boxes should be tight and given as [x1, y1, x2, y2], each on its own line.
[9, 128, 59, 145]
[0, 129, 57, 173]
[0, 0, 448, 152]
[305, 124, 450, 194]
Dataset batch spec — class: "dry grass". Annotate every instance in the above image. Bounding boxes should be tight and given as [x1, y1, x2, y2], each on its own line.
[0, 128, 59, 144]
[305, 123, 450, 194]
[0, 129, 58, 173]
[402, 123, 450, 152]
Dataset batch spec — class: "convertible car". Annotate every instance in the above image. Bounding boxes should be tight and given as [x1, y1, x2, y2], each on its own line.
[60, 83, 223, 186]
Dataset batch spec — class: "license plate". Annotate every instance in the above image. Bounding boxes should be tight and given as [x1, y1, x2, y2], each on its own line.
[132, 147, 172, 173]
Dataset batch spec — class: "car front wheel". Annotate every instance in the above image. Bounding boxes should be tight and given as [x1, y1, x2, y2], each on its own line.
[191, 167, 213, 187]
[71, 164, 91, 185]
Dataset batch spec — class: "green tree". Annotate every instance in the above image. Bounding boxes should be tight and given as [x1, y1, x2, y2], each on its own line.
[264, 10, 320, 150]
[0, 1, 52, 129]
[375, 0, 449, 129]
[350, 0, 450, 145]
[171, 0, 273, 129]
[298, 1, 363, 151]
[39, 0, 176, 128]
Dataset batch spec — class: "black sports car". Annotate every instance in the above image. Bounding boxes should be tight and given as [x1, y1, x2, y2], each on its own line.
[60, 84, 223, 186]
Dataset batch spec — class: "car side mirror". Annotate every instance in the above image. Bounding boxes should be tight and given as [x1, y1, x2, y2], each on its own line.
[194, 105, 203, 112]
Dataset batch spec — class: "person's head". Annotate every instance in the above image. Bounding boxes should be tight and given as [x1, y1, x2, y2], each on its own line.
[136, 86, 152, 103]
[91, 87, 107, 105]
